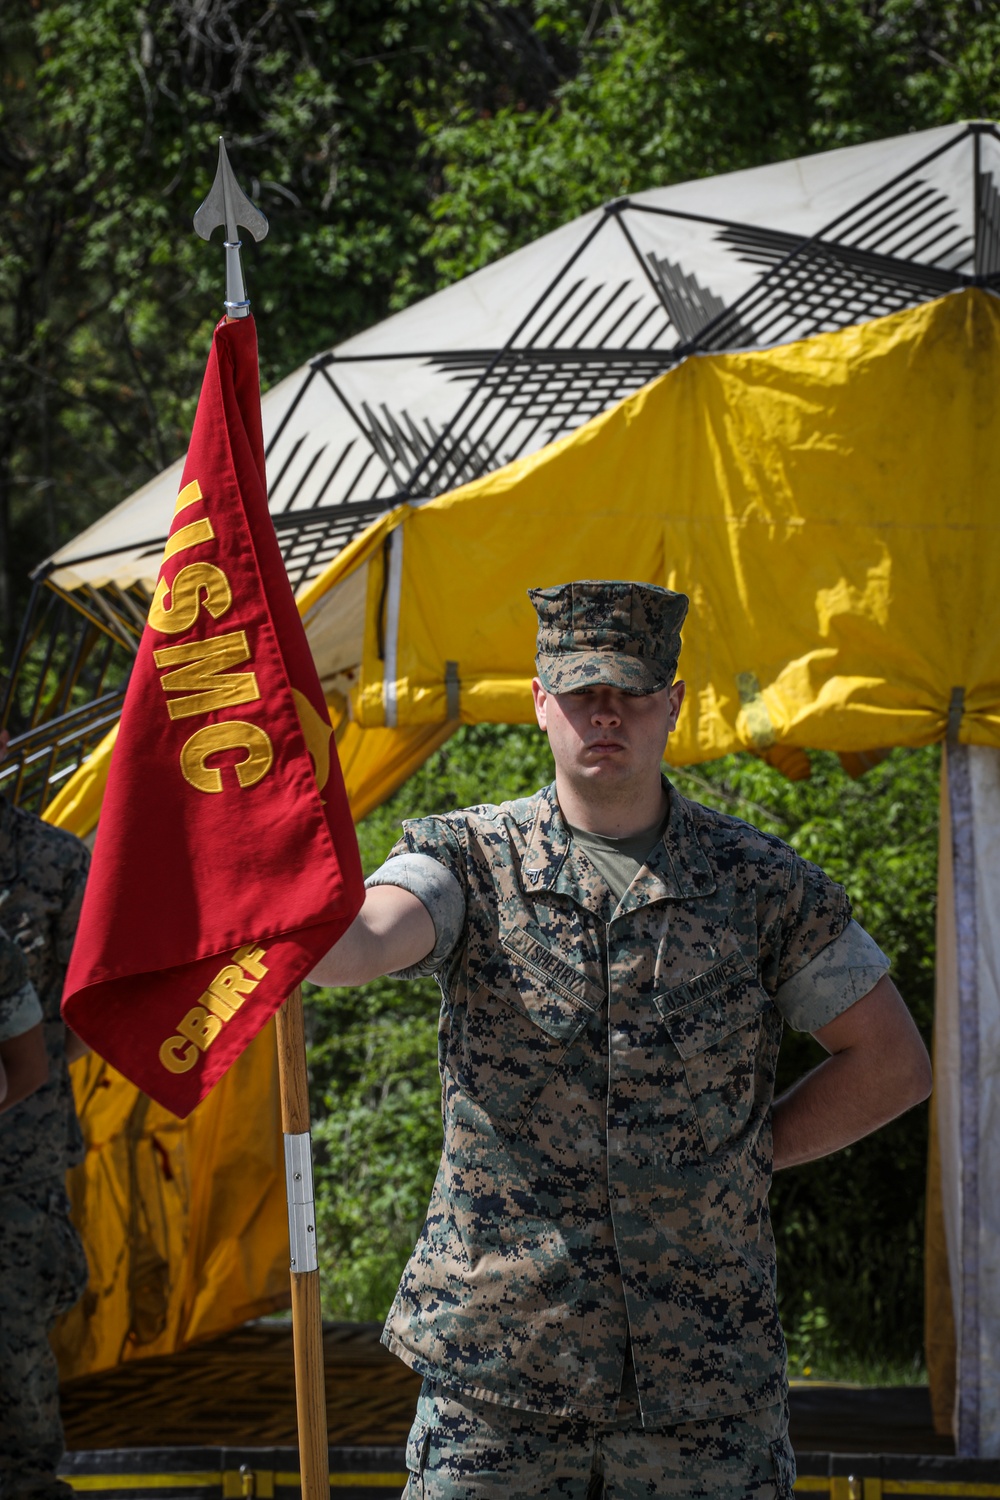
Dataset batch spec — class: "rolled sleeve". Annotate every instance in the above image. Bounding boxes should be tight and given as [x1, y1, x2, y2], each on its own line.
[366, 852, 466, 979]
[775, 919, 891, 1033]
[0, 979, 44, 1043]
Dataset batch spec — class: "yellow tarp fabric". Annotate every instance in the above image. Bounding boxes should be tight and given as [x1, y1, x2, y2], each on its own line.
[333, 290, 1000, 752]
[47, 716, 453, 1378]
[52, 1025, 289, 1378]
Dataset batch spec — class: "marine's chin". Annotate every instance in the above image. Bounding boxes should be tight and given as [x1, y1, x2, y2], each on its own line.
[569, 758, 634, 794]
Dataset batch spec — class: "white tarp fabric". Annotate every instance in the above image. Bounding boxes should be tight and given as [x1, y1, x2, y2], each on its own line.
[44, 122, 993, 599]
[935, 744, 1000, 1457]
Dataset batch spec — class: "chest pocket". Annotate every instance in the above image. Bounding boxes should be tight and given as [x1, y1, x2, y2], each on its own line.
[453, 924, 604, 1128]
[654, 953, 771, 1155]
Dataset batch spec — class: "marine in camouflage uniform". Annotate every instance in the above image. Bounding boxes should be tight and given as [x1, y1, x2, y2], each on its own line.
[316, 580, 925, 1499]
[0, 797, 90, 1500]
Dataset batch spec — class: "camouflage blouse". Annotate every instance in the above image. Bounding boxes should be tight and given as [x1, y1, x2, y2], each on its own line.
[0, 929, 43, 1043]
[369, 781, 889, 1426]
[0, 799, 90, 1190]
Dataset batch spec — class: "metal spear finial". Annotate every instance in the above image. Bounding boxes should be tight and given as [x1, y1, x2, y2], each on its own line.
[194, 137, 269, 319]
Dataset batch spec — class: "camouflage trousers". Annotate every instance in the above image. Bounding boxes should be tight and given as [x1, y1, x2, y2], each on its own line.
[0, 1179, 89, 1500]
[402, 1382, 795, 1499]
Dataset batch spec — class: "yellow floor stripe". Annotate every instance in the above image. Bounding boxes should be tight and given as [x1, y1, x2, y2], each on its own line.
[66, 1479, 218, 1492]
[62, 1469, 1000, 1498]
[275, 1475, 407, 1490]
[793, 1480, 1000, 1498]
[884, 1483, 1000, 1497]
[68, 1474, 408, 1494]
[329, 1479, 407, 1491]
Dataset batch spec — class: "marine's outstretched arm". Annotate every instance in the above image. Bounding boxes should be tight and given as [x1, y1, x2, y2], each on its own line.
[308, 884, 435, 987]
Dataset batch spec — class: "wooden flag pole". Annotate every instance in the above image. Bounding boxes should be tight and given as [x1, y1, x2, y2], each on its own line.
[198, 141, 327, 1496]
[275, 986, 329, 1500]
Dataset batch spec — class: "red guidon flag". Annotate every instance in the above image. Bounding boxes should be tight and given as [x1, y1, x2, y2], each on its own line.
[63, 316, 364, 1117]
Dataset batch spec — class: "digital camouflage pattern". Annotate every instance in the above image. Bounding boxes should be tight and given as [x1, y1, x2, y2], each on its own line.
[0, 1182, 89, 1500]
[0, 799, 90, 1500]
[1, 926, 30, 1009]
[0, 799, 89, 1190]
[529, 580, 689, 695]
[402, 1381, 795, 1498]
[380, 782, 888, 1425]
[0, 930, 42, 1043]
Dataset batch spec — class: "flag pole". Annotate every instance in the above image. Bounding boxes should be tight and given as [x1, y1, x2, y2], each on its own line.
[194, 142, 330, 1500]
[275, 987, 330, 1500]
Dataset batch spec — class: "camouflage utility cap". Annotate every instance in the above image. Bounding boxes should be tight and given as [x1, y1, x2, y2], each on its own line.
[529, 579, 689, 695]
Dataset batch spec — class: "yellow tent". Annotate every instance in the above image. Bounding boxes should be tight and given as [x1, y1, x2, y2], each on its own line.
[301, 288, 1000, 752]
[49, 291, 1000, 1435]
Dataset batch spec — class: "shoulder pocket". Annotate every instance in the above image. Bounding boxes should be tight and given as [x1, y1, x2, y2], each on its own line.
[454, 926, 603, 1126]
[499, 925, 604, 1036]
[655, 953, 772, 1154]
[656, 953, 766, 1053]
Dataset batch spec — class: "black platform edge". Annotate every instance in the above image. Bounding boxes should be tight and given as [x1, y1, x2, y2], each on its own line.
[59, 1446, 409, 1499]
[59, 1445, 1000, 1497]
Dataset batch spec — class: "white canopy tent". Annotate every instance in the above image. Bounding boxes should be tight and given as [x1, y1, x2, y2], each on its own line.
[47, 120, 999, 610]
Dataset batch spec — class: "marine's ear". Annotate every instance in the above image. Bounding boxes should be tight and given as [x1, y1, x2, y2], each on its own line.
[666, 678, 686, 732]
[531, 677, 549, 732]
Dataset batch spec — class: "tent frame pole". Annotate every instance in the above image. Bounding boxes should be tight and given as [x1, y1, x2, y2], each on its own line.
[275, 986, 329, 1499]
[947, 746, 981, 1457]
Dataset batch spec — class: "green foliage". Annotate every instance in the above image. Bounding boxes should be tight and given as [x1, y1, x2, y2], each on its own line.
[307, 730, 939, 1370]
[307, 972, 442, 1321]
[423, 0, 1000, 276]
[672, 746, 938, 1373]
